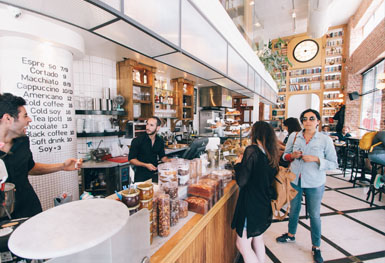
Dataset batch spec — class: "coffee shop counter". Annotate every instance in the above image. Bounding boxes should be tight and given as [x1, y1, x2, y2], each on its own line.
[81, 159, 129, 168]
[108, 180, 239, 263]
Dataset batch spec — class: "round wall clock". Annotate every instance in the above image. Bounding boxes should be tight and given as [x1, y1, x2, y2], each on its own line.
[293, 39, 319, 63]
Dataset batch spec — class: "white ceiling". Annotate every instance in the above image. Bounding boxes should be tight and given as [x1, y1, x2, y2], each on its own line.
[251, 0, 363, 43]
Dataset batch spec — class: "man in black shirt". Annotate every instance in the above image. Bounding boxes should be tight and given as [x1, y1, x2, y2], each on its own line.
[128, 116, 170, 182]
[0, 93, 82, 218]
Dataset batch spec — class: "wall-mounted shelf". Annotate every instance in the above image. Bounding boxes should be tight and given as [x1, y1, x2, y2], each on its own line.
[75, 110, 126, 116]
[77, 131, 125, 137]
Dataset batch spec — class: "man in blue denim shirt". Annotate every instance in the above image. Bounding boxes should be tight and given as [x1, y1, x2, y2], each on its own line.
[276, 109, 338, 263]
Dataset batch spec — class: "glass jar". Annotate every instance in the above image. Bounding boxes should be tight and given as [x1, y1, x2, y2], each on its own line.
[158, 162, 178, 186]
[121, 189, 140, 208]
[161, 182, 178, 199]
[158, 194, 170, 237]
[173, 159, 190, 186]
[170, 211, 179, 226]
[139, 198, 153, 210]
[137, 183, 154, 200]
[149, 209, 153, 222]
[170, 198, 179, 213]
[179, 200, 188, 218]
[127, 204, 139, 216]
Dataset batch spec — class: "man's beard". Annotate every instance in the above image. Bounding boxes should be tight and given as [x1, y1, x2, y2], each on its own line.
[146, 129, 156, 136]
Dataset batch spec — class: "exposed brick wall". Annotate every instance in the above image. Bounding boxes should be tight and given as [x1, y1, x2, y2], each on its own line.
[345, 11, 385, 132]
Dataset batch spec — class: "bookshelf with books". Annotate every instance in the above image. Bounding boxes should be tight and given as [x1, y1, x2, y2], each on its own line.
[270, 25, 346, 126]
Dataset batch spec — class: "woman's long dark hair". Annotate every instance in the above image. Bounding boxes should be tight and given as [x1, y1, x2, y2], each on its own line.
[283, 117, 302, 135]
[251, 121, 280, 169]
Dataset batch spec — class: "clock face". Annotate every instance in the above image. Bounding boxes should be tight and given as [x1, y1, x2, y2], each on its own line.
[293, 39, 319, 63]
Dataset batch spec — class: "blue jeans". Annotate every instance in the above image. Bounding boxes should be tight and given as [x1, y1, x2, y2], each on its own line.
[288, 178, 325, 247]
[368, 152, 385, 166]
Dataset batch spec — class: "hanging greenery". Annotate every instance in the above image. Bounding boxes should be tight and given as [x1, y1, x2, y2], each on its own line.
[257, 38, 292, 87]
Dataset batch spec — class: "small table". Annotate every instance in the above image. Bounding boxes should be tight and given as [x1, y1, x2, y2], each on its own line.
[8, 199, 129, 260]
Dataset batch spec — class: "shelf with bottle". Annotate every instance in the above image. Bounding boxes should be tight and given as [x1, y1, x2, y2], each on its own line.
[289, 76, 321, 84]
[326, 39, 344, 47]
[324, 65, 342, 73]
[326, 30, 344, 39]
[289, 67, 322, 77]
[326, 47, 343, 56]
[324, 73, 341, 81]
[75, 110, 126, 116]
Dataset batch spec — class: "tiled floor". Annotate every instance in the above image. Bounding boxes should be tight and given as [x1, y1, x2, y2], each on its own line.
[261, 170, 385, 263]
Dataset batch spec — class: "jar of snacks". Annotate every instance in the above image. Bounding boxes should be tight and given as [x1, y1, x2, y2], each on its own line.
[137, 182, 154, 200]
[158, 162, 178, 186]
[158, 194, 170, 237]
[139, 198, 153, 210]
[127, 204, 140, 216]
[173, 159, 190, 185]
[170, 211, 179, 226]
[161, 182, 178, 199]
[179, 200, 188, 218]
[121, 188, 140, 208]
[170, 198, 179, 213]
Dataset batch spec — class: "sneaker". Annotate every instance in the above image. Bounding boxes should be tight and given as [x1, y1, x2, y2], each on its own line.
[276, 233, 295, 243]
[374, 174, 384, 189]
[312, 247, 323, 263]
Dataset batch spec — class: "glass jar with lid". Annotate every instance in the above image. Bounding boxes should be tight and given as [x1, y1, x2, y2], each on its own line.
[158, 193, 170, 237]
[137, 182, 154, 200]
[121, 188, 140, 208]
[158, 162, 178, 186]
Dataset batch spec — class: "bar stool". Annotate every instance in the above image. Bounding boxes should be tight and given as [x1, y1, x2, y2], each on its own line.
[366, 161, 385, 207]
[343, 138, 358, 178]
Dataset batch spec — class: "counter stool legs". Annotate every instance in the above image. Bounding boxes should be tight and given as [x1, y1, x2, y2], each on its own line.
[366, 162, 384, 207]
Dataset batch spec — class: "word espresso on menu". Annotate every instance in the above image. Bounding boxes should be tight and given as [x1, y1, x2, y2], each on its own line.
[18, 56, 75, 154]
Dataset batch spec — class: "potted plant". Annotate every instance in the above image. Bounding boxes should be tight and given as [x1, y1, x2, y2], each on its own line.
[257, 38, 292, 87]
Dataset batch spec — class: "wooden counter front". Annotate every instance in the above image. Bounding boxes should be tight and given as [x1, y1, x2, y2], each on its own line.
[151, 180, 239, 263]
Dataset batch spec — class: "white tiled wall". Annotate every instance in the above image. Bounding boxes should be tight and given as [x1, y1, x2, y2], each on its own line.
[73, 56, 122, 159]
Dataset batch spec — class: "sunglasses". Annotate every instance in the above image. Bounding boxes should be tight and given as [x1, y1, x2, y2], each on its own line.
[301, 116, 317, 122]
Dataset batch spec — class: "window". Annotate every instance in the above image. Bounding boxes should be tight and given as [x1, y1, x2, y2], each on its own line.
[363, 1, 385, 39]
[360, 60, 384, 134]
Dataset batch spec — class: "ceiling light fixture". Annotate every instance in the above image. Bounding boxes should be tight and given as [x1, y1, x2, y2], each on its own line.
[254, 21, 261, 27]
[292, 0, 296, 33]
[249, 1, 255, 6]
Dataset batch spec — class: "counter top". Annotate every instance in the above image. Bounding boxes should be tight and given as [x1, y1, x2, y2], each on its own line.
[150, 180, 238, 262]
[82, 159, 130, 168]
[8, 199, 129, 259]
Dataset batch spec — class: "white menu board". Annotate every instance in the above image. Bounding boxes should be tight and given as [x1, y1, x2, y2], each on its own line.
[0, 38, 76, 157]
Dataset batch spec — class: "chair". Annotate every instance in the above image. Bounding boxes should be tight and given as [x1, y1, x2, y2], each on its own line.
[344, 138, 372, 187]
[342, 138, 358, 178]
[366, 161, 385, 207]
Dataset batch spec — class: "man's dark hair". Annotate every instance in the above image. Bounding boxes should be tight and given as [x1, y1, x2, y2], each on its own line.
[150, 116, 162, 127]
[0, 93, 26, 119]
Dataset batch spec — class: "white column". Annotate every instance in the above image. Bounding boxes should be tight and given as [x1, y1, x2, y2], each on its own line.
[252, 94, 260, 123]
[0, 6, 84, 211]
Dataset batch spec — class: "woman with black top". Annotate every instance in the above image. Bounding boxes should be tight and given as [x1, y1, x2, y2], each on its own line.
[280, 118, 302, 167]
[231, 121, 280, 263]
[282, 117, 302, 144]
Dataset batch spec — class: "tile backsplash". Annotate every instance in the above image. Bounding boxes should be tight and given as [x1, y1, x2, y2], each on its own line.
[73, 56, 121, 159]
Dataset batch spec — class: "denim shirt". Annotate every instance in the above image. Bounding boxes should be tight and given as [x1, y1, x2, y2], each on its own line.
[283, 130, 338, 188]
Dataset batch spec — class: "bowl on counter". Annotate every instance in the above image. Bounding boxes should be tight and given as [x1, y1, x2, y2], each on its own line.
[166, 144, 188, 149]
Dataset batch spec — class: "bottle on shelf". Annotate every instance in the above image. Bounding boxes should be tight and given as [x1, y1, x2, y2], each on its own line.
[143, 70, 148, 84]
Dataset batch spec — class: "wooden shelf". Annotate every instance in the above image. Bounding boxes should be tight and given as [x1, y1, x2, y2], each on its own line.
[133, 81, 152, 88]
[323, 88, 341, 92]
[77, 131, 125, 137]
[133, 99, 152, 104]
[75, 110, 126, 116]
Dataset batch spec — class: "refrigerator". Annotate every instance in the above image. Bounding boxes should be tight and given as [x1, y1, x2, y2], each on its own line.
[199, 109, 224, 134]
